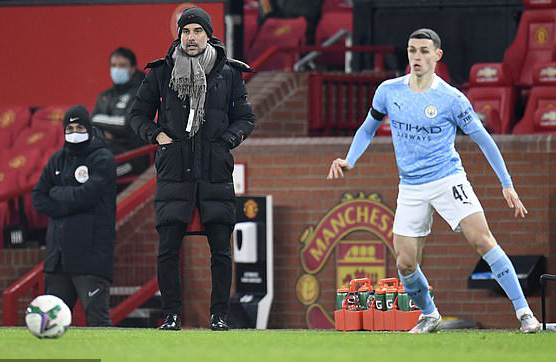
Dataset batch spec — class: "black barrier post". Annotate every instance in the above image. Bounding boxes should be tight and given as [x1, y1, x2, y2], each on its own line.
[540, 274, 556, 331]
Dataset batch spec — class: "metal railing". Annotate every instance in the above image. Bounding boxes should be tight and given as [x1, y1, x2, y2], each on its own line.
[308, 72, 395, 136]
[293, 29, 353, 73]
[245, 45, 396, 81]
[2, 262, 43, 326]
[0, 144, 157, 205]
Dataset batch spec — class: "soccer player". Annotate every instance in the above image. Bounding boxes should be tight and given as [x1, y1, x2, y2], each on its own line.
[327, 28, 541, 334]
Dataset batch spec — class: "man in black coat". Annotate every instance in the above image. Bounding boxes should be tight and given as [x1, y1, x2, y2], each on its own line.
[32, 105, 116, 327]
[128, 7, 255, 331]
[92, 47, 148, 183]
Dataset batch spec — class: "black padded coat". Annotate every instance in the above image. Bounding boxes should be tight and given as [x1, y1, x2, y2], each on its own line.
[128, 38, 255, 226]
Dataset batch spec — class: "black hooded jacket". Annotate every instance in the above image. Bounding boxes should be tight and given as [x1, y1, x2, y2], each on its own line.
[32, 128, 117, 281]
[128, 38, 255, 226]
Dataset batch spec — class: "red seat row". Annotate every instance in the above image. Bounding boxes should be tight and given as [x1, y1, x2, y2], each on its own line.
[244, 0, 352, 70]
[0, 147, 52, 237]
[246, 16, 307, 71]
[467, 63, 516, 134]
[504, 0, 556, 88]
[465, 0, 556, 134]
[0, 105, 69, 151]
[467, 62, 556, 134]
[315, 0, 353, 67]
[0, 106, 71, 248]
[513, 62, 556, 134]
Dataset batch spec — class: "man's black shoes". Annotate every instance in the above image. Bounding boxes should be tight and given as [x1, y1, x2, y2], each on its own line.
[158, 314, 181, 330]
[158, 313, 228, 331]
[210, 314, 229, 331]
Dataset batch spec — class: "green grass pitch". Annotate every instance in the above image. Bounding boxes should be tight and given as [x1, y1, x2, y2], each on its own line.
[0, 328, 555, 362]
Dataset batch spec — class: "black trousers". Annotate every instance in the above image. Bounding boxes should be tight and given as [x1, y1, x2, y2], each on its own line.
[44, 267, 111, 327]
[156, 222, 233, 316]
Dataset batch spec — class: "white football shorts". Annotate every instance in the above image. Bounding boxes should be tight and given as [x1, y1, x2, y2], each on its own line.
[393, 173, 484, 237]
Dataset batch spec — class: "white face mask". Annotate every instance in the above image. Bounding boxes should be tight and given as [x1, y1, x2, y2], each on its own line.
[65, 132, 89, 144]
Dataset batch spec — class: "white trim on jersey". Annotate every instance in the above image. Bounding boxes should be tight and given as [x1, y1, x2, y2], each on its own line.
[92, 114, 126, 126]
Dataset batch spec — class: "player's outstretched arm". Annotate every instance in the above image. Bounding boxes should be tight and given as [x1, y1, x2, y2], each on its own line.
[326, 109, 382, 179]
[502, 187, 528, 218]
[468, 128, 527, 218]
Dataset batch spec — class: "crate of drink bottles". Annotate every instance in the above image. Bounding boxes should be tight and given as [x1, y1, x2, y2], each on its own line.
[372, 278, 398, 330]
[334, 278, 372, 331]
[335, 277, 434, 331]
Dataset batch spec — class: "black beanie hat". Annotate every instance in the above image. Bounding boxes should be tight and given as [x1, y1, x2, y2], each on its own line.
[178, 7, 213, 39]
[63, 105, 92, 133]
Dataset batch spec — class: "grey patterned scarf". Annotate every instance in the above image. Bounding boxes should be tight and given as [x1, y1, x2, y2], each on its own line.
[170, 43, 217, 137]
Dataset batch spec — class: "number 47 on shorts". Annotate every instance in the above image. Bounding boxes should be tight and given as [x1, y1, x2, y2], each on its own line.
[452, 184, 471, 204]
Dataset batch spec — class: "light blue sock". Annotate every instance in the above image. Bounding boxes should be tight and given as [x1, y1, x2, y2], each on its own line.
[482, 245, 528, 311]
[398, 264, 436, 315]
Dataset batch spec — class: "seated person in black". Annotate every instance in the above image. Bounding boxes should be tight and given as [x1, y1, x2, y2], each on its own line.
[92, 47, 149, 185]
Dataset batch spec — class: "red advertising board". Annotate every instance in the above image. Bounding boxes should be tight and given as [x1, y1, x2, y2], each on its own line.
[0, 2, 224, 108]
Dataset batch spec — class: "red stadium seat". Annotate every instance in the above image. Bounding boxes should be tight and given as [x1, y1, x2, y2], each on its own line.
[0, 106, 31, 151]
[405, 61, 451, 84]
[246, 17, 307, 71]
[502, 3, 556, 87]
[10, 123, 61, 154]
[0, 149, 46, 239]
[0, 170, 25, 247]
[0, 132, 8, 152]
[0, 169, 22, 201]
[523, 0, 556, 9]
[533, 106, 556, 132]
[513, 62, 556, 134]
[31, 105, 70, 128]
[244, 1, 260, 54]
[474, 108, 502, 134]
[0, 169, 34, 249]
[315, 0, 352, 67]
[322, 0, 353, 12]
[0, 149, 42, 189]
[466, 63, 516, 134]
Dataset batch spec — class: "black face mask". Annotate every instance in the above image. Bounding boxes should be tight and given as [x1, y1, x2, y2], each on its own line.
[64, 137, 91, 155]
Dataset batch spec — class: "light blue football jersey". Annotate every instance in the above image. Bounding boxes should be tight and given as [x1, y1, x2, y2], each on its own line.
[373, 74, 483, 185]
